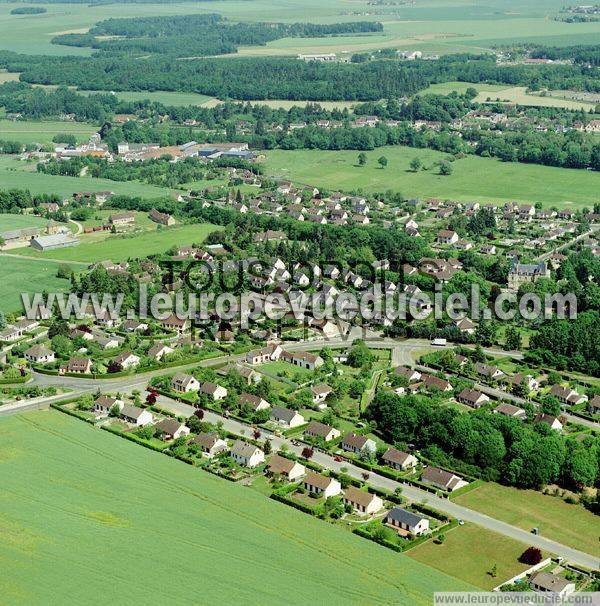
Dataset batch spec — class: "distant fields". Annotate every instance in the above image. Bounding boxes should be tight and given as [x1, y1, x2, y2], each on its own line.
[265, 147, 600, 208]
[0, 119, 97, 145]
[0, 155, 173, 198]
[407, 524, 544, 590]
[0, 411, 473, 604]
[19, 222, 217, 262]
[454, 482, 600, 556]
[0, 256, 71, 313]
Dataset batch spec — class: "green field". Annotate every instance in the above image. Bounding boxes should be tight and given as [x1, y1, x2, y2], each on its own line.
[419, 82, 598, 110]
[407, 524, 544, 590]
[265, 147, 600, 208]
[454, 482, 600, 556]
[80, 90, 215, 107]
[0, 155, 173, 198]
[0, 411, 473, 604]
[0, 255, 73, 313]
[0, 119, 97, 145]
[0, 213, 52, 232]
[18, 222, 217, 262]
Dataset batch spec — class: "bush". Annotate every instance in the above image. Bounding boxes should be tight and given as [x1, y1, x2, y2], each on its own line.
[519, 546, 542, 565]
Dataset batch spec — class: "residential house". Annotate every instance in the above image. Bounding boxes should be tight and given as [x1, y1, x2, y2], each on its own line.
[112, 351, 140, 369]
[455, 317, 476, 334]
[267, 455, 305, 481]
[171, 374, 200, 393]
[239, 392, 270, 412]
[155, 418, 190, 440]
[148, 343, 174, 361]
[304, 421, 341, 443]
[340, 433, 376, 456]
[149, 208, 176, 226]
[457, 388, 490, 409]
[310, 384, 333, 404]
[421, 374, 453, 392]
[161, 314, 189, 334]
[280, 350, 324, 371]
[550, 385, 587, 406]
[24, 344, 55, 364]
[60, 357, 92, 375]
[421, 467, 467, 492]
[494, 402, 527, 420]
[381, 447, 418, 471]
[589, 395, 600, 415]
[270, 406, 305, 428]
[393, 367, 421, 383]
[93, 395, 123, 416]
[533, 413, 563, 431]
[201, 382, 228, 401]
[120, 404, 153, 426]
[385, 507, 429, 536]
[475, 363, 505, 381]
[529, 572, 575, 597]
[192, 432, 228, 457]
[437, 229, 459, 245]
[230, 440, 265, 468]
[342, 487, 384, 515]
[303, 471, 341, 498]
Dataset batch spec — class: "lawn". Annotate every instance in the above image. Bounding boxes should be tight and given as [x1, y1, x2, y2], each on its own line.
[0, 410, 473, 604]
[0, 255, 72, 313]
[454, 482, 600, 556]
[0, 155, 174, 198]
[18, 222, 217, 262]
[265, 147, 600, 208]
[407, 524, 544, 590]
[0, 119, 97, 145]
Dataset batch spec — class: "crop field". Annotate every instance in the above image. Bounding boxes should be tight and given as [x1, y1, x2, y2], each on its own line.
[0, 411, 473, 604]
[0, 155, 173, 198]
[454, 482, 600, 556]
[0, 255, 72, 313]
[19, 222, 217, 263]
[265, 147, 600, 208]
[0, 120, 98, 145]
[407, 524, 544, 590]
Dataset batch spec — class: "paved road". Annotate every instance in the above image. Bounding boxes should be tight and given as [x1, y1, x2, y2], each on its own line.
[154, 392, 599, 571]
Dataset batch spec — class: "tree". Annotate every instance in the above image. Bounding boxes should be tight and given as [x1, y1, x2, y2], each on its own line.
[504, 326, 522, 351]
[146, 391, 157, 405]
[489, 564, 497, 578]
[56, 264, 73, 279]
[436, 532, 446, 544]
[263, 439, 272, 455]
[409, 157, 421, 172]
[439, 161, 453, 176]
[301, 447, 314, 459]
[377, 155, 388, 169]
[358, 152, 367, 166]
[519, 547, 542, 565]
[0, 310, 5, 330]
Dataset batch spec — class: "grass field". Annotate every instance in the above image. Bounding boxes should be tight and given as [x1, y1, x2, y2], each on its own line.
[407, 524, 544, 590]
[18, 222, 217, 262]
[265, 147, 600, 208]
[0, 256, 72, 313]
[0, 119, 97, 145]
[419, 81, 598, 110]
[0, 213, 52, 232]
[0, 155, 173, 198]
[80, 90, 215, 107]
[454, 482, 600, 556]
[0, 411, 473, 604]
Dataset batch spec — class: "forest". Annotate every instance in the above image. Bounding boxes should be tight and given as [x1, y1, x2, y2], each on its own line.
[367, 391, 599, 490]
[3, 50, 600, 101]
[52, 14, 383, 57]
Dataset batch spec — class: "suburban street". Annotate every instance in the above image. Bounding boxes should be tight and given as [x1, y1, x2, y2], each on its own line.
[1, 335, 598, 570]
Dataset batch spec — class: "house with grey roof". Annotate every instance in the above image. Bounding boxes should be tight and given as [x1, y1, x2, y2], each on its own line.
[385, 507, 429, 536]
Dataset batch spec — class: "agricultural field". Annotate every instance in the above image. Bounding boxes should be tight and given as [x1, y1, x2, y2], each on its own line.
[265, 147, 600, 208]
[18, 222, 217, 263]
[0, 155, 173, 198]
[407, 524, 545, 590]
[0, 411, 473, 604]
[454, 482, 600, 556]
[0, 120, 97, 145]
[0, 255, 73, 313]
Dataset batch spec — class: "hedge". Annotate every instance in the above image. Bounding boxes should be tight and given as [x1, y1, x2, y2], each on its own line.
[352, 526, 404, 553]
[270, 492, 317, 515]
